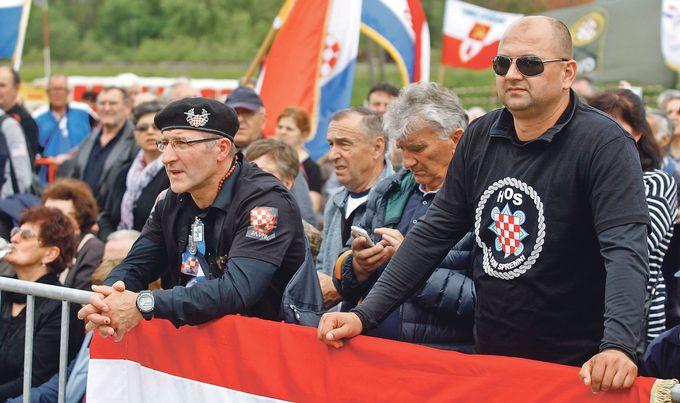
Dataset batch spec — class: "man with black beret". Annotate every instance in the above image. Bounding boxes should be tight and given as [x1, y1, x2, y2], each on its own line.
[78, 97, 306, 340]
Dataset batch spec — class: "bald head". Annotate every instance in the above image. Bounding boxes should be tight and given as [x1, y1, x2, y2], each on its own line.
[502, 16, 573, 59]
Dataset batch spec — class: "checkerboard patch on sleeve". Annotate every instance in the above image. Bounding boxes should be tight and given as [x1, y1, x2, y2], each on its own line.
[246, 207, 278, 241]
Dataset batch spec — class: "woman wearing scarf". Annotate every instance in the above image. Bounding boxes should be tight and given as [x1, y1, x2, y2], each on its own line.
[98, 101, 169, 240]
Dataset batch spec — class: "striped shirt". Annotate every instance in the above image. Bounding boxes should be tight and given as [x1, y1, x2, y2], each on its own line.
[643, 170, 677, 342]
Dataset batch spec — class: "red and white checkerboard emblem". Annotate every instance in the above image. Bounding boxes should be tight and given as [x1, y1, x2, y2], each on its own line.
[489, 204, 528, 257]
[184, 108, 210, 127]
[249, 207, 278, 235]
[180, 256, 200, 276]
[494, 212, 521, 254]
[320, 34, 340, 78]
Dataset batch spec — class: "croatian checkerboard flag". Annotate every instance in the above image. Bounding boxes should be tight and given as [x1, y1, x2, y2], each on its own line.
[360, 0, 430, 83]
[259, 0, 361, 162]
[0, 0, 25, 59]
[441, 0, 522, 70]
[305, 0, 362, 161]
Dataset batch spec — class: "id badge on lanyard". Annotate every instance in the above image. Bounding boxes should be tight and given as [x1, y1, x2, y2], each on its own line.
[181, 218, 207, 282]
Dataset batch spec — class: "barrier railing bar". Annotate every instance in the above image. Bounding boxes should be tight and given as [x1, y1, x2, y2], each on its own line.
[0, 277, 91, 403]
[23, 295, 34, 403]
[58, 301, 70, 403]
[0, 277, 92, 305]
[1, 277, 678, 401]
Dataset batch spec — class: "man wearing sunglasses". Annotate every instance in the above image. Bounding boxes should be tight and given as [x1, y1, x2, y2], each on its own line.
[318, 16, 649, 394]
[77, 98, 306, 340]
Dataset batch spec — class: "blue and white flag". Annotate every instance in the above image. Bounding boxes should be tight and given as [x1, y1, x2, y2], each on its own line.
[305, 0, 362, 161]
[361, 0, 430, 84]
[0, 0, 26, 59]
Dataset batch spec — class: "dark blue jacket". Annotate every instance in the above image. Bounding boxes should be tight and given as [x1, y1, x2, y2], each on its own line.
[641, 324, 680, 379]
[335, 169, 475, 350]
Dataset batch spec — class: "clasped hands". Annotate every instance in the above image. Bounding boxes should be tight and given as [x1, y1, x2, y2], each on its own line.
[77, 280, 143, 342]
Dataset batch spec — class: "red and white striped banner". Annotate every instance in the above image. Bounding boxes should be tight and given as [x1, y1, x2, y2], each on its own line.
[88, 316, 656, 402]
[441, 0, 522, 70]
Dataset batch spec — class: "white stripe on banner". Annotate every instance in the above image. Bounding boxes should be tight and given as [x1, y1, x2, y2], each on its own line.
[88, 359, 288, 403]
[0, 0, 24, 8]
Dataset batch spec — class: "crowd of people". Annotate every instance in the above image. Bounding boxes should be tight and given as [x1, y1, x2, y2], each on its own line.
[0, 14, 678, 402]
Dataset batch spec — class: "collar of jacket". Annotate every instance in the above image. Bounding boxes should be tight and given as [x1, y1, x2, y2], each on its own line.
[331, 159, 395, 209]
[489, 89, 579, 146]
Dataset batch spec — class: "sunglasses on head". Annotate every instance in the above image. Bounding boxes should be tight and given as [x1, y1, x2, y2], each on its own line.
[492, 55, 570, 77]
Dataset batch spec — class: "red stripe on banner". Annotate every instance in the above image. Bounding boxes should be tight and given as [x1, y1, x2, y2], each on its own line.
[441, 35, 499, 70]
[91, 316, 656, 402]
[259, 0, 330, 136]
[407, 0, 427, 82]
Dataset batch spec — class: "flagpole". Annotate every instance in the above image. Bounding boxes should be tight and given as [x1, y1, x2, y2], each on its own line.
[42, 0, 51, 78]
[243, 0, 295, 84]
[243, 26, 278, 85]
[12, 0, 32, 72]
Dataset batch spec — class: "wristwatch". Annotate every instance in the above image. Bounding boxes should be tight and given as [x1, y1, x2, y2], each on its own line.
[136, 291, 155, 321]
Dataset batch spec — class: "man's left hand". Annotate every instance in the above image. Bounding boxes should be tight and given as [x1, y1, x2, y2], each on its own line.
[579, 348, 637, 393]
[104, 287, 143, 342]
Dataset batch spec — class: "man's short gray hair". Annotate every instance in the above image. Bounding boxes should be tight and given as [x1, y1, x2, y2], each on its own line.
[658, 90, 680, 110]
[330, 107, 388, 148]
[383, 82, 468, 144]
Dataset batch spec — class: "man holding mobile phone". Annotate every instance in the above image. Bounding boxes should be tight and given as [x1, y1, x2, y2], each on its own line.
[331, 83, 475, 350]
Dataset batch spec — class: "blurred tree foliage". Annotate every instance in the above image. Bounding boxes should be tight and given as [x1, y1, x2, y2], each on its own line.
[22, 0, 579, 63]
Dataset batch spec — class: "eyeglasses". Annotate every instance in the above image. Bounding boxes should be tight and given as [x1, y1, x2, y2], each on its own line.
[155, 137, 221, 152]
[10, 227, 37, 240]
[492, 55, 570, 77]
[135, 123, 158, 132]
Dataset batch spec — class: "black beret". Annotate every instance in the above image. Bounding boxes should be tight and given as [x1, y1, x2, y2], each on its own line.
[154, 97, 240, 139]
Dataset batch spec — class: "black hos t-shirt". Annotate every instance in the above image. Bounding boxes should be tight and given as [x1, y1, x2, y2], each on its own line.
[433, 93, 650, 364]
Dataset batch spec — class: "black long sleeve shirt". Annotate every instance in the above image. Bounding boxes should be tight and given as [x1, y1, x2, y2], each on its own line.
[354, 93, 650, 366]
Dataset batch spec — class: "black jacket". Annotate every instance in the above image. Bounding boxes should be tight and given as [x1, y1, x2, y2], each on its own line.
[105, 158, 306, 324]
[98, 160, 170, 241]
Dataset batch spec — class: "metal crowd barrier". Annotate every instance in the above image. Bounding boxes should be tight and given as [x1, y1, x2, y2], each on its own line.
[0, 276, 92, 403]
[0, 276, 679, 402]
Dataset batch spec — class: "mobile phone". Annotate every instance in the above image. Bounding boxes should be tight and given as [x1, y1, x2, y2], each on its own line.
[350, 226, 374, 246]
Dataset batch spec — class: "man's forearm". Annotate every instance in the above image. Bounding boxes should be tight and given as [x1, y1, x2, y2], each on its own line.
[104, 236, 165, 291]
[153, 257, 277, 327]
[598, 223, 649, 360]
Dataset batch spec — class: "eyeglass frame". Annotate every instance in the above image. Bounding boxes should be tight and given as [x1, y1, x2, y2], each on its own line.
[10, 227, 38, 240]
[492, 55, 571, 77]
[155, 136, 223, 152]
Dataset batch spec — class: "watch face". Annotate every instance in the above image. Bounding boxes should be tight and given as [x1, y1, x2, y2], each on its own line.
[138, 293, 154, 313]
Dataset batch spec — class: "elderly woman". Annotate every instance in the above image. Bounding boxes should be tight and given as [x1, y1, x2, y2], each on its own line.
[0, 206, 84, 401]
[43, 178, 104, 291]
[98, 100, 169, 240]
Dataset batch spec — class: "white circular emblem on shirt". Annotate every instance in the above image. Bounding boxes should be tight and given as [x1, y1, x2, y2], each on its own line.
[474, 177, 545, 280]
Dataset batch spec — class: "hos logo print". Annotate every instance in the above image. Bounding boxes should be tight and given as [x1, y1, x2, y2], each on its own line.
[475, 177, 545, 280]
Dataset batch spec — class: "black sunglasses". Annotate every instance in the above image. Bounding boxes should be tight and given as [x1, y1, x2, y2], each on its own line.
[492, 55, 570, 77]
